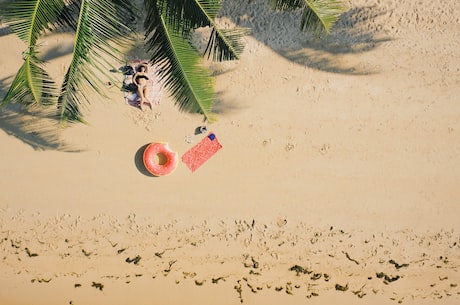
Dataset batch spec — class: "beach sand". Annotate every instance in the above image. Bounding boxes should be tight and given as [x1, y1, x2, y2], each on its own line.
[1, 0, 459, 304]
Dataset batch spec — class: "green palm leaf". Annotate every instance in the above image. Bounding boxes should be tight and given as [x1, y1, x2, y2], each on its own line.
[1, 0, 65, 45]
[301, 0, 346, 36]
[204, 27, 249, 61]
[270, 0, 346, 37]
[1, 0, 65, 106]
[145, 1, 215, 122]
[156, 0, 220, 31]
[192, 0, 249, 61]
[57, 0, 134, 123]
[2, 50, 57, 107]
[156, 0, 247, 61]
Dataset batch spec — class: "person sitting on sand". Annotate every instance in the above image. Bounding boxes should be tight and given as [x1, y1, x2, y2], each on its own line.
[133, 63, 152, 111]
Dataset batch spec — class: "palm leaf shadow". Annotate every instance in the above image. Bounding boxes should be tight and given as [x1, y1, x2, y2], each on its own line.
[0, 25, 11, 37]
[134, 143, 155, 177]
[1, 76, 80, 151]
[0, 1, 10, 37]
[211, 89, 249, 115]
[40, 36, 75, 62]
[220, 2, 392, 75]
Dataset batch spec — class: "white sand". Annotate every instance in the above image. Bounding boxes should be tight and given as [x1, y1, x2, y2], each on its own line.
[1, 0, 459, 304]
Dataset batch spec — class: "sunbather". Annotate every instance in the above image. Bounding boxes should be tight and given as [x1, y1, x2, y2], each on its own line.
[133, 63, 152, 111]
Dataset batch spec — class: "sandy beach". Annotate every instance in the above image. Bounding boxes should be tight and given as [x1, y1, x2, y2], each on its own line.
[1, 0, 459, 304]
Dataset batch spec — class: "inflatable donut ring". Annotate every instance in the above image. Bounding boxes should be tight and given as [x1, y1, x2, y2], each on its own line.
[143, 142, 178, 176]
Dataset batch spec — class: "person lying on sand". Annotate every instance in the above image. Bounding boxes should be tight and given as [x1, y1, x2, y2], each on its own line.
[133, 63, 152, 111]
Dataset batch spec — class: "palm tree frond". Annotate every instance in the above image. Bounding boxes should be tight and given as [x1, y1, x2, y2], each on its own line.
[1, 0, 64, 108]
[2, 49, 57, 107]
[57, 0, 135, 123]
[109, 0, 138, 32]
[301, 0, 347, 36]
[155, 0, 248, 61]
[2, 0, 66, 45]
[269, 0, 346, 37]
[155, 0, 221, 33]
[145, 2, 215, 122]
[204, 27, 250, 61]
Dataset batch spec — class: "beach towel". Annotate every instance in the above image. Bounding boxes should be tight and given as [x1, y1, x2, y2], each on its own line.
[121, 60, 163, 107]
[182, 132, 223, 172]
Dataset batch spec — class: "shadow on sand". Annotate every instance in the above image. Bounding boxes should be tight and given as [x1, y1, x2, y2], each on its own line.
[134, 143, 157, 177]
[0, 76, 80, 151]
[219, 2, 392, 75]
